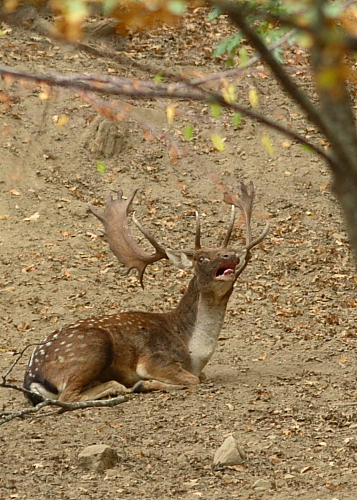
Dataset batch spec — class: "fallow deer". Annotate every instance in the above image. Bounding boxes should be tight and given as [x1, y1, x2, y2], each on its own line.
[23, 182, 269, 404]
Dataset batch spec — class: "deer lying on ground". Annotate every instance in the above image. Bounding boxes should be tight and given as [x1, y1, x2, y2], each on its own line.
[24, 182, 269, 404]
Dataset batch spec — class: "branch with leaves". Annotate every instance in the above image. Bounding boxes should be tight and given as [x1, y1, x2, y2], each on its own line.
[214, 0, 357, 261]
[0, 62, 332, 164]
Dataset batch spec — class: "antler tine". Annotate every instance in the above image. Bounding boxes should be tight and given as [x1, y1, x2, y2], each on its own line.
[195, 211, 201, 250]
[89, 189, 168, 287]
[132, 213, 167, 255]
[223, 181, 269, 253]
[238, 181, 254, 248]
[246, 220, 270, 251]
[221, 204, 236, 248]
[224, 181, 254, 247]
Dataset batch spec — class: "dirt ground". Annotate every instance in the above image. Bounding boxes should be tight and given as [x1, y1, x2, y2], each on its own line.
[1, 8, 357, 500]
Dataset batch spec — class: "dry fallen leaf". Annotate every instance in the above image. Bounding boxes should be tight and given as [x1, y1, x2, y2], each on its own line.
[63, 268, 71, 278]
[23, 212, 40, 221]
[300, 465, 314, 473]
[338, 354, 348, 365]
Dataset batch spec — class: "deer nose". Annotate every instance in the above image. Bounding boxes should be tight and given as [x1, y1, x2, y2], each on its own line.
[222, 252, 235, 260]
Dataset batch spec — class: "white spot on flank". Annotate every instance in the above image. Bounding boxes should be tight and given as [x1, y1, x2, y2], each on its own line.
[28, 348, 37, 368]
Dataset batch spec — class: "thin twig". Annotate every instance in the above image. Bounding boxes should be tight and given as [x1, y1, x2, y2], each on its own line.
[336, 402, 357, 407]
[0, 391, 127, 425]
[189, 29, 297, 87]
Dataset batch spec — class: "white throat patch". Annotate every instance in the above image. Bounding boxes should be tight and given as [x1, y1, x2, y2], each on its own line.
[188, 297, 226, 376]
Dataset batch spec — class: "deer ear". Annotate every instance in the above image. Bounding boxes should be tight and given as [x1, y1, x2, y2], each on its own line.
[166, 248, 193, 270]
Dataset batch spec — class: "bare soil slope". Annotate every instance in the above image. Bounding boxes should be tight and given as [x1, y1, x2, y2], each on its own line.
[1, 10, 357, 500]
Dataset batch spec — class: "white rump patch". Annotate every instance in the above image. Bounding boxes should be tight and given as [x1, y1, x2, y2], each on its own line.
[30, 382, 59, 400]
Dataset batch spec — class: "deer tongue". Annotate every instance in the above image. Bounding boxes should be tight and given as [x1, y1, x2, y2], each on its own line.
[223, 268, 234, 276]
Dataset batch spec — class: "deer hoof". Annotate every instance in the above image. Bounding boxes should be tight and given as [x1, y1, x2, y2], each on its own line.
[131, 381, 145, 393]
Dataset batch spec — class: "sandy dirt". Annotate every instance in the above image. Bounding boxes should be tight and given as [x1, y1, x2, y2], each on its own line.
[1, 8, 357, 500]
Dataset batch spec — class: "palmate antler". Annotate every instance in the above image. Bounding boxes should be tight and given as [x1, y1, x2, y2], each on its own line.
[224, 181, 269, 254]
[89, 190, 168, 287]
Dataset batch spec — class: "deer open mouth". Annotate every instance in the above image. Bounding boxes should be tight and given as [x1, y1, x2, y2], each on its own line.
[215, 262, 236, 280]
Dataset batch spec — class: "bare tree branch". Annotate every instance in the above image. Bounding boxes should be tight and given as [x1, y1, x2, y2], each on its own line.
[0, 64, 333, 165]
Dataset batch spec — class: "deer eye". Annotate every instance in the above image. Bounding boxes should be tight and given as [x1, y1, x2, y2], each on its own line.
[198, 256, 208, 263]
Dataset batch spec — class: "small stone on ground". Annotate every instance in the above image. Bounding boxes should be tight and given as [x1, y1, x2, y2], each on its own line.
[78, 444, 118, 472]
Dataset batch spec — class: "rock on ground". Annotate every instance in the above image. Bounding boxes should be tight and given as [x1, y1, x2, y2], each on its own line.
[78, 444, 118, 472]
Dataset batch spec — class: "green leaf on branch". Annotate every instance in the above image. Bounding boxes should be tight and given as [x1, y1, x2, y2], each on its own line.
[96, 161, 107, 175]
[323, 2, 343, 18]
[210, 103, 221, 118]
[154, 73, 163, 84]
[102, 0, 118, 15]
[261, 134, 274, 156]
[213, 33, 243, 58]
[222, 84, 237, 104]
[238, 47, 249, 66]
[184, 124, 194, 141]
[316, 68, 340, 90]
[211, 134, 225, 151]
[232, 112, 242, 128]
[208, 7, 223, 21]
[167, 0, 186, 15]
[300, 144, 314, 154]
[249, 88, 259, 107]
[66, 0, 88, 22]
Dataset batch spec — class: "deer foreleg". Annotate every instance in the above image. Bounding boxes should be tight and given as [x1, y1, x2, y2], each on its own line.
[132, 361, 199, 393]
[59, 380, 130, 402]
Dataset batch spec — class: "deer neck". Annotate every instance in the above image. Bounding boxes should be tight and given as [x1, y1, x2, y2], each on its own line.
[172, 277, 233, 376]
